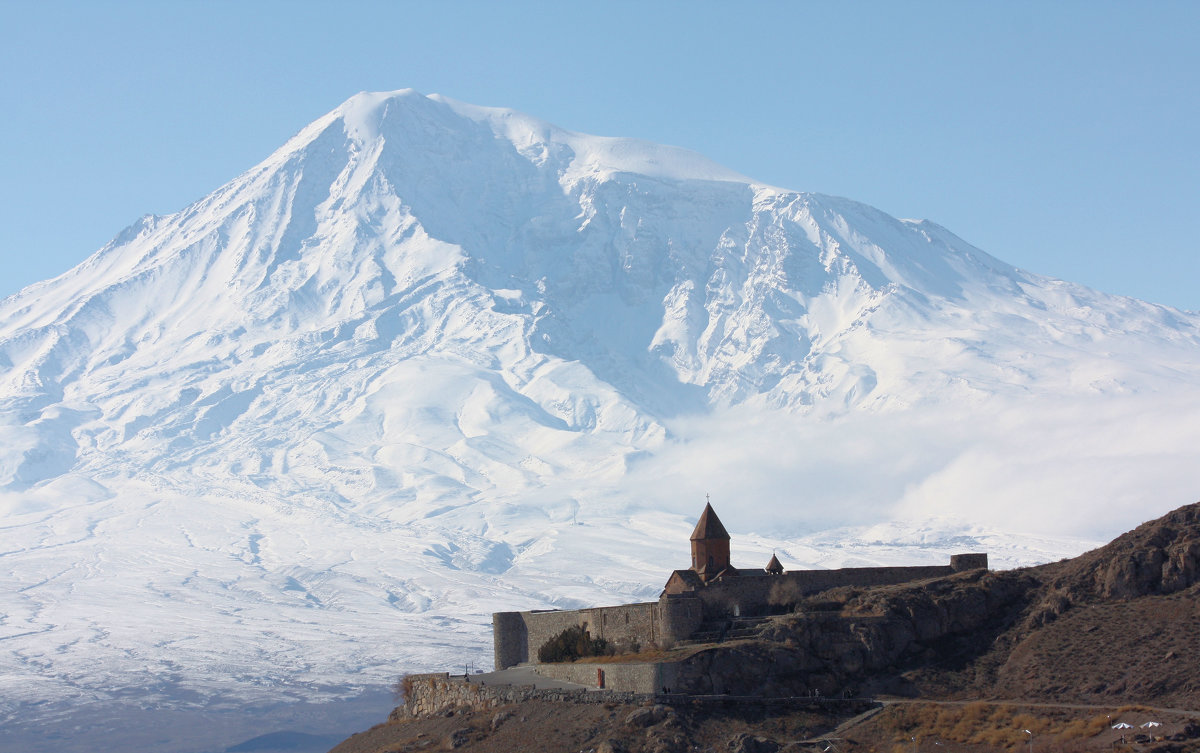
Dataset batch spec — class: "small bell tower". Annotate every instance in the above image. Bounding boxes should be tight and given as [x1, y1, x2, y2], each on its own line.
[690, 497, 731, 582]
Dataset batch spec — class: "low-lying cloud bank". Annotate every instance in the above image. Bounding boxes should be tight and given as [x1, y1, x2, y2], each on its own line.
[627, 390, 1200, 543]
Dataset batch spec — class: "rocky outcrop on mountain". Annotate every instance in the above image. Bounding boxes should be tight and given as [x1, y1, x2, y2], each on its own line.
[1046, 502, 1200, 599]
[981, 502, 1200, 705]
[663, 567, 1038, 698]
[664, 502, 1200, 706]
[1010, 502, 1200, 637]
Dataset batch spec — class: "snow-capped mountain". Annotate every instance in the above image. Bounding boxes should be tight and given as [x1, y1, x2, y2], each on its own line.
[3, 90, 1200, 731]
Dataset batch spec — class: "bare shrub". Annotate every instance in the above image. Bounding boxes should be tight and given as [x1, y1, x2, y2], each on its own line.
[393, 673, 416, 705]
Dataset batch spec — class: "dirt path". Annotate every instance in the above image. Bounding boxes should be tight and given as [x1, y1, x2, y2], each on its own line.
[876, 697, 1200, 720]
[789, 704, 886, 747]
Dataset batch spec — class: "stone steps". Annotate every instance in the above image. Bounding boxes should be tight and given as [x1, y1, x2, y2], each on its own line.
[676, 616, 773, 646]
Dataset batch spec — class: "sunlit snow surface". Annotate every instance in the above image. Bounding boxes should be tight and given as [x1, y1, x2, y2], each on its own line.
[3, 90, 1200, 746]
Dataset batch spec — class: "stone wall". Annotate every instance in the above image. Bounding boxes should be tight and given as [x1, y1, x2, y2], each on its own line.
[950, 553, 989, 572]
[590, 601, 660, 650]
[492, 555, 989, 669]
[399, 673, 503, 718]
[531, 661, 681, 694]
[696, 565, 960, 616]
[658, 594, 704, 647]
[492, 611, 527, 672]
[396, 672, 649, 719]
[395, 671, 874, 720]
[492, 601, 662, 669]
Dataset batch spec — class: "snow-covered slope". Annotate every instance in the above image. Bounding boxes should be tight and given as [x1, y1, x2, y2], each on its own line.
[3, 90, 1200, 721]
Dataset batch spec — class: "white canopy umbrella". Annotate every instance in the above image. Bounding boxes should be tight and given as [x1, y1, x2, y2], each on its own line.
[1141, 722, 1162, 728]
[1112, 723, 1134, 729]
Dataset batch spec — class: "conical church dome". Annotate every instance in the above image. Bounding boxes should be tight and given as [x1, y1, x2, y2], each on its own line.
[765, 552, 783, 575]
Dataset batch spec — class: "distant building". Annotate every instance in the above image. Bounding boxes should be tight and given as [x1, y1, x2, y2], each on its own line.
[493, 501, 988, 670]
[765, 552, 783, 575]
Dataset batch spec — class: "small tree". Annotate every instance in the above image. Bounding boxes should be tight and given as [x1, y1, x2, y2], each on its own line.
[536, 624, 613, 663]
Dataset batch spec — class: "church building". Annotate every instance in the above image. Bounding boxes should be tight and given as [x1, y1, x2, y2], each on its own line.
[492, 500, 988, 670]
[663, 501, 783, 596]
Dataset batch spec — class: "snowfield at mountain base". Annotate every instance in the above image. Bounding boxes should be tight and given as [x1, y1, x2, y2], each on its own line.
[2, 90, 1200, 752]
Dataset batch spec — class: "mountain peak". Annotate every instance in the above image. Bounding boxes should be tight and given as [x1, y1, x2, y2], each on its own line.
[4, 91, 1200, 723]
[286, 88, 757, 189]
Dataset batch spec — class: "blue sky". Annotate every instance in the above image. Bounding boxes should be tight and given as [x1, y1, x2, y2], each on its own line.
[2, 1, 1197, 309]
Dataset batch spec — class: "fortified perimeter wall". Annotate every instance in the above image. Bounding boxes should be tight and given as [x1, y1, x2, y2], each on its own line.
[493, 553, 988, 670]
[494, 601, 663, 670]
[693, 557, 986, 615]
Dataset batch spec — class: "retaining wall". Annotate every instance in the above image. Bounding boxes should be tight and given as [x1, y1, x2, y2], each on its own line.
[531, 661, 681, 694]
[396, 672, 649, 719]
[396, 672, 876, 721]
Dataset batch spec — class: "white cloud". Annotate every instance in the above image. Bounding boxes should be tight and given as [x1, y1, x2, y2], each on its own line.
[627, 391, 1200, 541]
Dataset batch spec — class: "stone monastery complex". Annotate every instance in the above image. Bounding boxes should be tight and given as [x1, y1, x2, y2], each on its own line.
[493, 503, 988, 671]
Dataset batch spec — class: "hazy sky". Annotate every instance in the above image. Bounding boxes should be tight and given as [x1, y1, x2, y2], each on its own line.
[2, 1, 1197, 309]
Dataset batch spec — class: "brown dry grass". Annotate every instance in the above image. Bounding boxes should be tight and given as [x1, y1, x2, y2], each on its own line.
[989, 587, 1200, 708]
[572, 647, 682, 663]
[392, 673, 416, 705]
[878, 703, 1125, 750]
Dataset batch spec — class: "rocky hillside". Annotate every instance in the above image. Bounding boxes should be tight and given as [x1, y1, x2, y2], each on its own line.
[559, 502, 1200, 708]
[695, 500, 1200, 707]
[332, 502, 1200, 753]
[987, 502, 1200, 705]
[333, 697, 870, 753]
[1041, 501, 1200, 600]
[333, 697, 1200, 753]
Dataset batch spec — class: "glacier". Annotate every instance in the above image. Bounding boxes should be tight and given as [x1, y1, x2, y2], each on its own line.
[2, 89, 1200, 751]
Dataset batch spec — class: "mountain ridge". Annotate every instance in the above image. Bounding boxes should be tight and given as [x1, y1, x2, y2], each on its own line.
[2, 90, 1200, 737]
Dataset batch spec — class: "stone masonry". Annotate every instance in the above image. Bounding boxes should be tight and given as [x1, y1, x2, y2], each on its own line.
[491, 504, 988, 681]
[493, 554, 987, 669]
